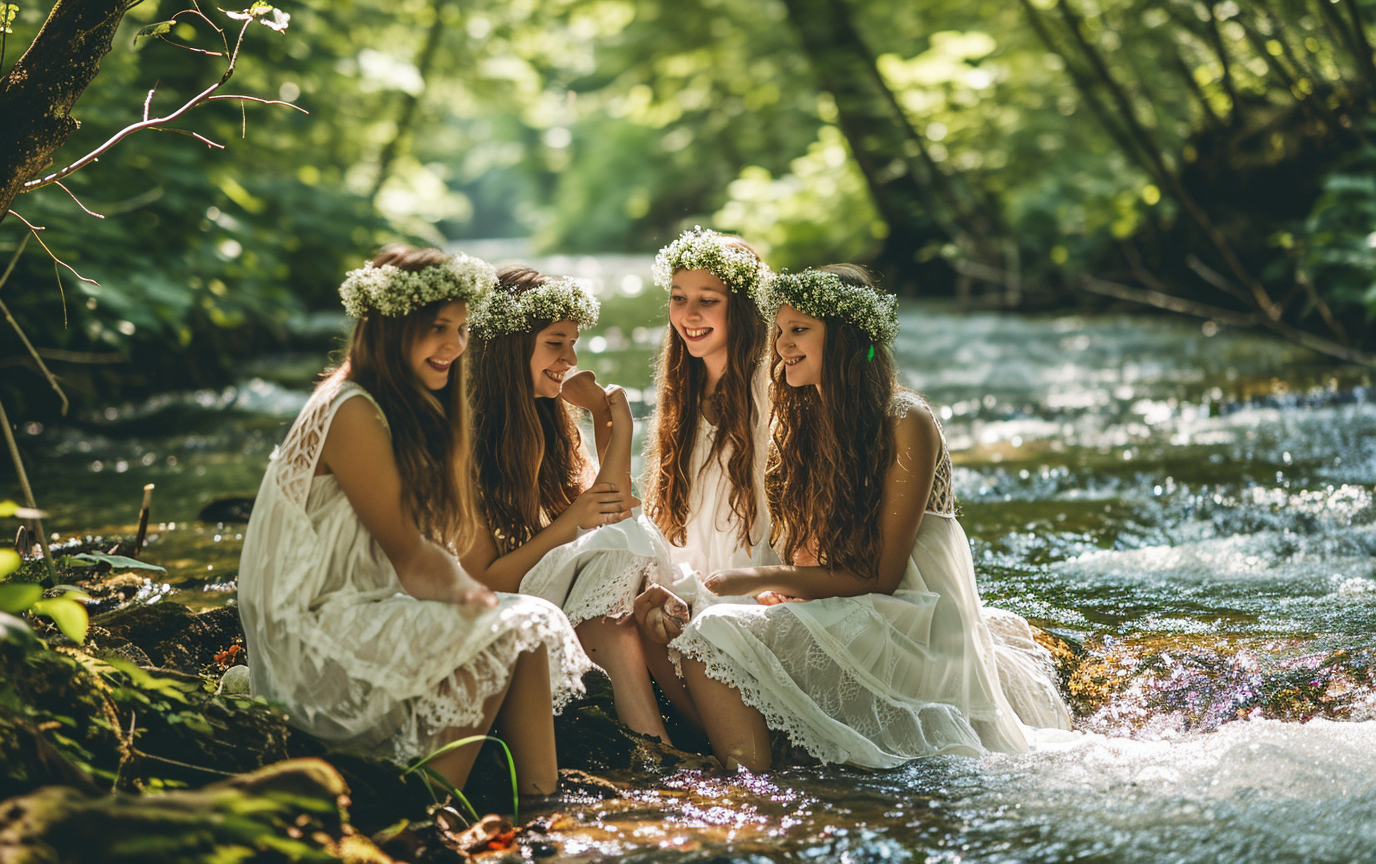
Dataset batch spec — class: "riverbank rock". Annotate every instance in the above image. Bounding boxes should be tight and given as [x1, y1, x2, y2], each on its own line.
[1066, 634, 1376, 737]
[0, 758, 396, 864]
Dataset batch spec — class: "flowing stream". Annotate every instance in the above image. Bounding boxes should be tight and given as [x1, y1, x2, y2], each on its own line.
[6, 254, 1376, 862]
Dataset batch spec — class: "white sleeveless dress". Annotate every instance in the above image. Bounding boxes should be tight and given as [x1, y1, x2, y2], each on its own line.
[668, 390, 1071, 768]
[238, 379, 592, 765]
[672, 364, 778, 577]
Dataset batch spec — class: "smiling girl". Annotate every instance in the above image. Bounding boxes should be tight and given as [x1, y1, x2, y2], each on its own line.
[238, 245, 590, 796]
[463, 266, 675, 743]
[657, 264, 1070, 771]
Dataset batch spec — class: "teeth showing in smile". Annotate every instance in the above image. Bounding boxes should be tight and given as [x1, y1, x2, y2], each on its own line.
[784, 356, 804, 366]
[544, 369, 565, 382]
[684, 327, 712, 338]
[428, 358, 452, 370]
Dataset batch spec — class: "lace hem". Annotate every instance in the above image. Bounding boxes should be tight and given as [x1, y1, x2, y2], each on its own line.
[562, 556, 667, 627]
[671, 612, 987, 767]
[389, 607, 592, 764]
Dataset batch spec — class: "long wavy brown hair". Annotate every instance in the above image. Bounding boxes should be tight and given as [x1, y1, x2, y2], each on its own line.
[644, 239, 769, 550]
[323, 244, 479, 554]
[767, 263, 897, 579]
[469, 266, 589, 554]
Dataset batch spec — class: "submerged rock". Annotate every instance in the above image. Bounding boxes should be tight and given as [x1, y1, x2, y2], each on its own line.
[1066, 633, 1376, 738]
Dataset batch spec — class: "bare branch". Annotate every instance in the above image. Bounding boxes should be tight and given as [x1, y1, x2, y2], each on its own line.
[143, 85, 157, 122]
[208, 94, 308, 113]
[0, 234, 71, 416]
[20, 18, 263, 194]
[0, 348, 129, 366]
[7, 210, 100, 285]
[1082, 275, 1375, 367]
[158, 34, 223, 57]
[1082, 274, 1259, 326]
[54, 181, 106, 218]
[152, 127, 225, 149]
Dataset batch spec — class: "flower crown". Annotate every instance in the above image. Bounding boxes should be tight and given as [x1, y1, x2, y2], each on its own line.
[766, 269, 900, 345]
[468, 276, 601, 339]
[339, 252, 497, 318]
[652, 226, 773, 310]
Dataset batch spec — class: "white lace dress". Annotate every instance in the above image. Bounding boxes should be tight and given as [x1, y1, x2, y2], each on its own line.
[669, 390, 1072, 768]
[516, 506, 674, 627]
[238, 379, 592, 765]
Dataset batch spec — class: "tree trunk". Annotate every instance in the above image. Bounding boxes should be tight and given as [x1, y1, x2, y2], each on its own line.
[0, 0, 131, 223]
[777, 0, 959, 285]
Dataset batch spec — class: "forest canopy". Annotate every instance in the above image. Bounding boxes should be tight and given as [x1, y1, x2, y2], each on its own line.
[4, 0, 1376, 413]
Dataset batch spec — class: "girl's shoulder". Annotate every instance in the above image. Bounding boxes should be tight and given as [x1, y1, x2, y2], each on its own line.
[887, 388, 932, 420]
[315, 378, 390, 433]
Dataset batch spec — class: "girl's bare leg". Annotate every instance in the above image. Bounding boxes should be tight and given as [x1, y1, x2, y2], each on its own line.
[427, 645, 557, 796]
[576, 617, 672, 744]
[493, 645, 558, 796]
[681, 657, 771, 772]
[641, 631, 702, 730]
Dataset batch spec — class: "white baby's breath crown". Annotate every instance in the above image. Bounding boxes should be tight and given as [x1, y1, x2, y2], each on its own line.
[652, 226, 773, 311]
[468, 276, 600, 339]
[338, 252, 496, 318]
[767, 269, 900, 345]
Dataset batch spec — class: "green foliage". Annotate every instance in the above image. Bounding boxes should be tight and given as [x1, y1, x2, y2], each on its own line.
[1289, 142, 1376, 322]
[403, 734, 520, 824]
[0, 582, 90, 642]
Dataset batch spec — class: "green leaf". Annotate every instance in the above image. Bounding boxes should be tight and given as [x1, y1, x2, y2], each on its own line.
[0, 5, 17, 36]
[72, 552, 167, 572]
[133, 21, 175, 44]
[0, 549, 19, 579]
[0, 610, 37, 647]
[30, 596, 89, 643]
[0, 500, 16, 517]
[0, 582, 42, 614]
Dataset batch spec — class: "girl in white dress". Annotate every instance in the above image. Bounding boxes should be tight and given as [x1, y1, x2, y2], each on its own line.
[238, 246, 590, 796]
[463, 266, 675, 744]
[636, 227, 776, 724]
[645, 265, 1071, 771]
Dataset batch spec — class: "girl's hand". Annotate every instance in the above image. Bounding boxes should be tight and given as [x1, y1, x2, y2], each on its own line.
[605, 384, 632, 417]
[634, 583, 689, 645]
[703, 568, 760, 597]
[566, 481, 633, 529]
[560, 369, 607, 412]
[755, 590, 803, 606]
[454, 583, 499, 611]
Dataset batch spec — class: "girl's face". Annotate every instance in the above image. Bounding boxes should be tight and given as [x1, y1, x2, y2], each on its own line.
[529, 319, 579, 398]
[775, 303, 825, 390]
[668, 269, 730, 365]
[408, 300, 469, 391]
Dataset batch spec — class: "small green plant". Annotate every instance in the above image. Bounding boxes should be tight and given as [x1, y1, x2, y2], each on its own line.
[402, 735, 521, 825]
[0, 581, 90, 643]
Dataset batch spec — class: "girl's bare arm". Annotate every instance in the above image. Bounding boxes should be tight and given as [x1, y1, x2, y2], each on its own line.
[703, 408, 940, 600]
[460, 481, 631, 593]
[321, 396, 494, 607]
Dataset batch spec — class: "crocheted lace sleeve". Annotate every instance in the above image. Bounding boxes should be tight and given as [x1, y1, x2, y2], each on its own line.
[889, 390, 956, 517]
[273, 380, 390, 509]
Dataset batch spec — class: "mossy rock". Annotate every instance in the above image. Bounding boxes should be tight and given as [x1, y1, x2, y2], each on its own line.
[0, 757, 396, 864]
[91, 603, 243, 673]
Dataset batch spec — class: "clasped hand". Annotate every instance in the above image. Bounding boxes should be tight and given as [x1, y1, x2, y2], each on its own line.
[567, 481, 636, 529]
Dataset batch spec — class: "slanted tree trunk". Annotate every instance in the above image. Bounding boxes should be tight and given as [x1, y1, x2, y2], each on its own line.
[0, 0, 132, 223]
[777, 0, 960, 286]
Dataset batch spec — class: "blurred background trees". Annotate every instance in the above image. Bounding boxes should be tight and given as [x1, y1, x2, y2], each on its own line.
[5, 0, 1376, 415]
